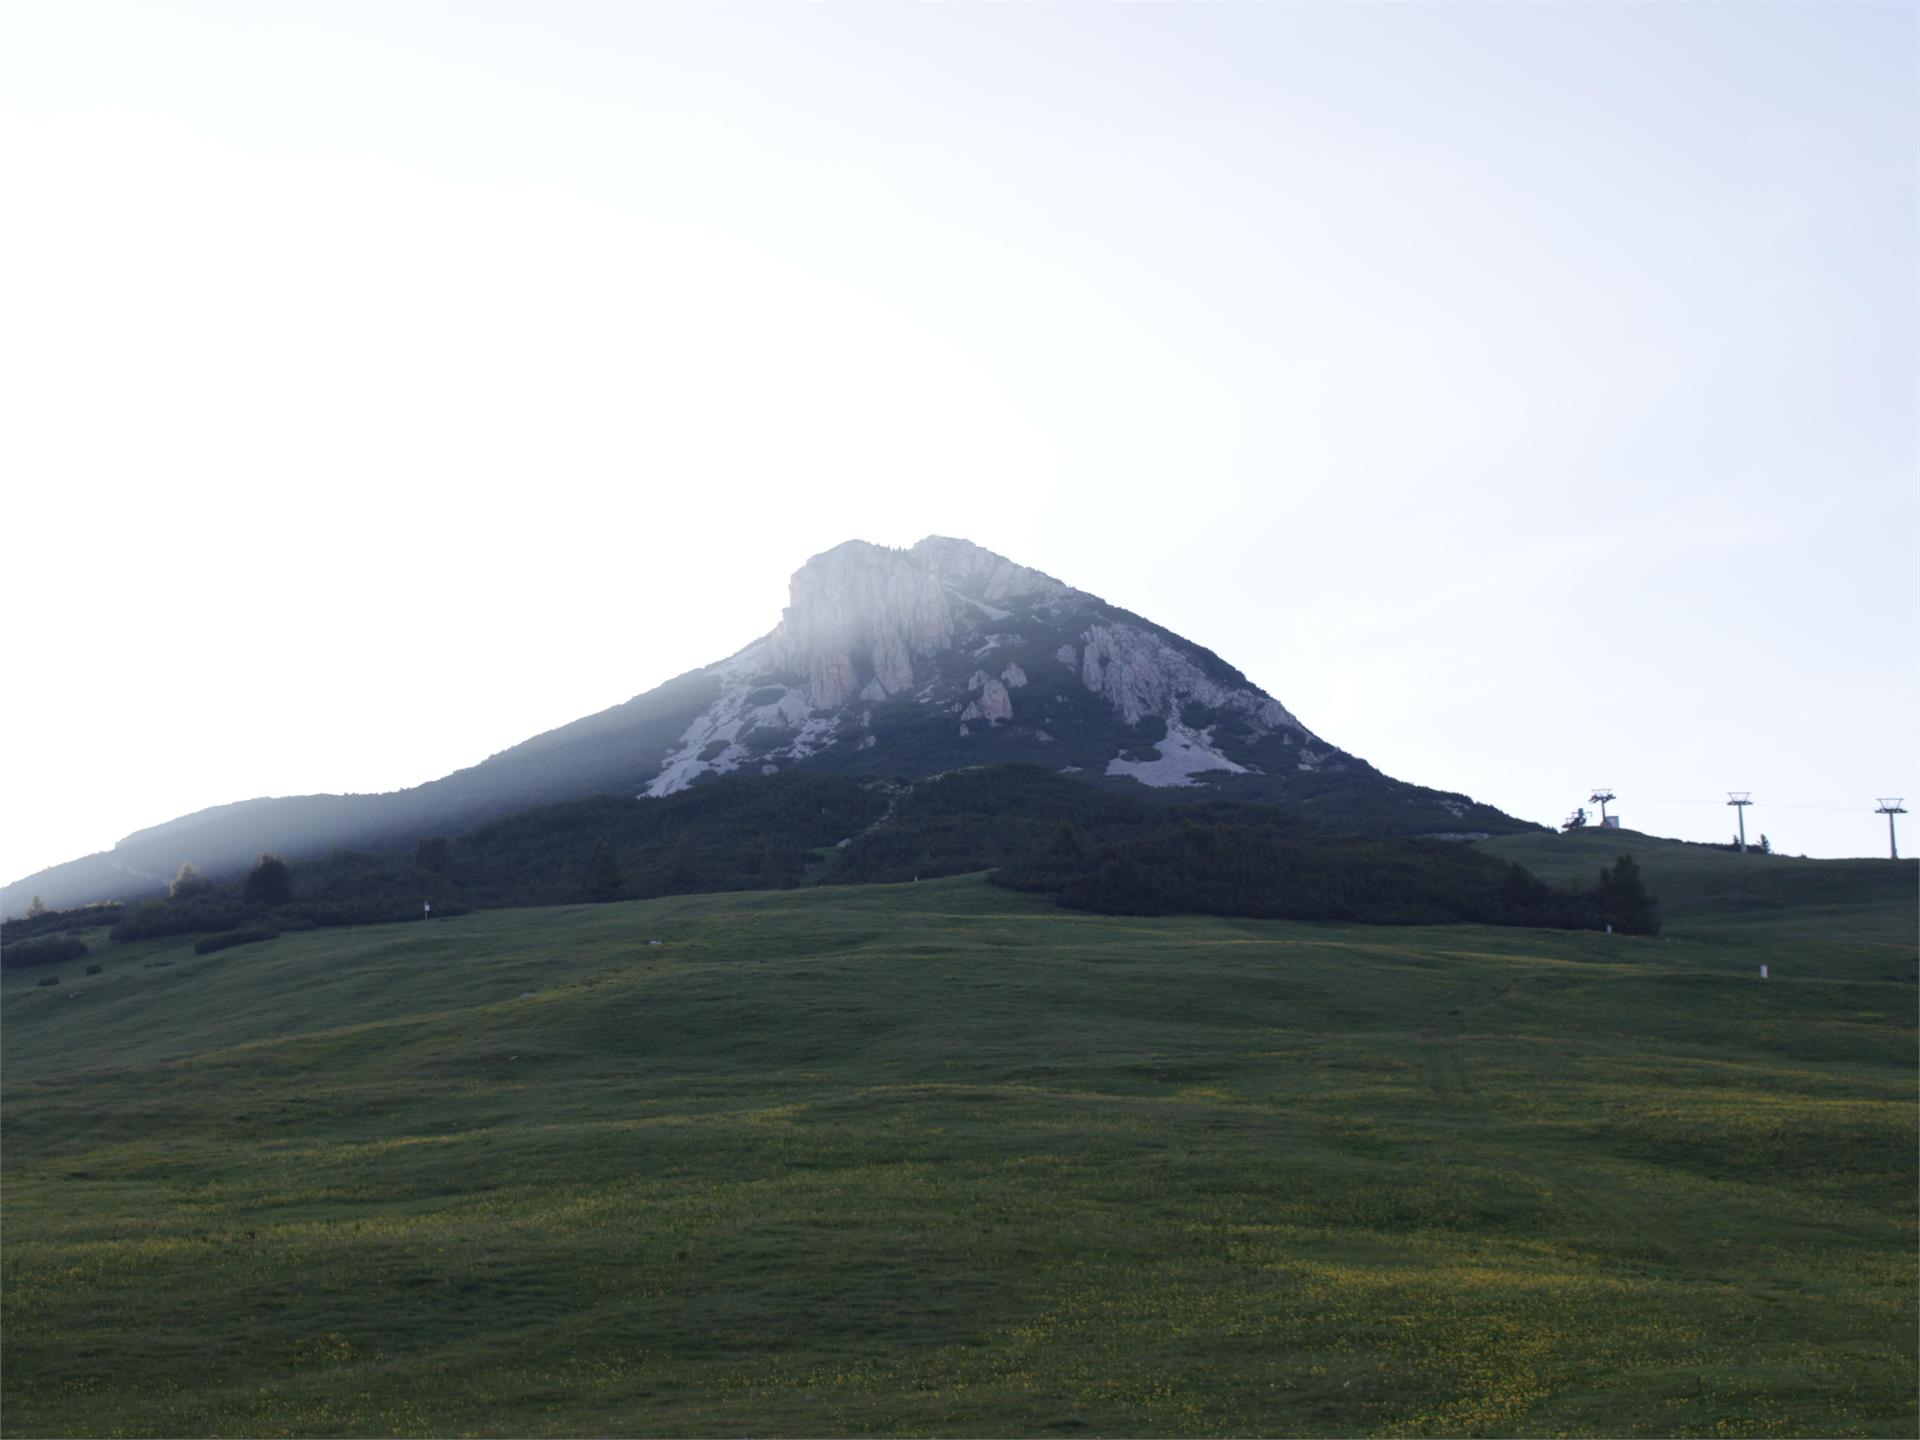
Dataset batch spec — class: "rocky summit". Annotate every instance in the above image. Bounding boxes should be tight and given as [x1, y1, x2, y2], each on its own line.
[644, 537, 1325, 797]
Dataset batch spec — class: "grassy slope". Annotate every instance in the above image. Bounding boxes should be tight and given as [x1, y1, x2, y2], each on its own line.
[2, 847, 1914, 1437]
[1479, 828, 1918, 981]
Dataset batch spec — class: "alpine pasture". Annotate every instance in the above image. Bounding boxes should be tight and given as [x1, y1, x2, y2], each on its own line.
[3, 836, 1913, 1436]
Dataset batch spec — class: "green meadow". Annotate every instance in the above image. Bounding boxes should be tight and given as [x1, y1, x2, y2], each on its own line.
[3, 836, 1914, 1436]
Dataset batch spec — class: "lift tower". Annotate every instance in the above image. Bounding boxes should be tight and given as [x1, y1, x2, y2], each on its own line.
[1876, 799, 1906, 860]
[1589, 789, 1616, 827]
[1727, 793, 1753, 853]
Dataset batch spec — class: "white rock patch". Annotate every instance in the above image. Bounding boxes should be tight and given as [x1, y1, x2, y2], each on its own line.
[1105, 720, 1248, 788]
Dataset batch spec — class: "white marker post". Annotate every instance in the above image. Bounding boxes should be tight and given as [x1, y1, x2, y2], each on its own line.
[1760, 964, 1768, 980]
[424, 902, 432, 920]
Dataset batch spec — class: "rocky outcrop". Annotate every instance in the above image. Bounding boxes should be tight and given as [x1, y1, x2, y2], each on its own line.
[961, 677, 1013, 723]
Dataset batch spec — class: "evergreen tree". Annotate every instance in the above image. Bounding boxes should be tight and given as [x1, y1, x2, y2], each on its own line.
[583, 838, 623, 902]
[1595, 853, 1659, 935]
[242, 853, 293, 907]
[668, 837, 696, 888]
[415, 837, 452, 875]
[26, 895, 47, 918]
[170, 863, 210, 899]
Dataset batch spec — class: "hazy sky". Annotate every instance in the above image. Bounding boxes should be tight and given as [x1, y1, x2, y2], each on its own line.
[2, 0, 1914, 881]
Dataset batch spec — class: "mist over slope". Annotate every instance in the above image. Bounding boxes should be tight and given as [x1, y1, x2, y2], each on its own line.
[5, 537, 1533, 914]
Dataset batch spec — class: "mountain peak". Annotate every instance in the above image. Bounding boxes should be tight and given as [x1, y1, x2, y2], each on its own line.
[644, 535, 1314, 797]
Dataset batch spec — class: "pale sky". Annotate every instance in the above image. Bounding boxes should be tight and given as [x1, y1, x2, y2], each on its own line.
[2, 0, 1914, 882]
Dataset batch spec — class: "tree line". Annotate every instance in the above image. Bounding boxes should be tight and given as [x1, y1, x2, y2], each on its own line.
[994, 816, 1659, 933]
[25, 766, 1655, 953]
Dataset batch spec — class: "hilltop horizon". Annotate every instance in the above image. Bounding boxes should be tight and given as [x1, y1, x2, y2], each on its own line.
[6, 533, 1543, 914]
[8, 526, 1910, 906]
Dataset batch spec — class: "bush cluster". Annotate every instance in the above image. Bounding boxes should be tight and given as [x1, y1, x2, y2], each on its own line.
[2, 905, 123, 945]
[112, 899, 249, 943]
[2, 935, 90, 970]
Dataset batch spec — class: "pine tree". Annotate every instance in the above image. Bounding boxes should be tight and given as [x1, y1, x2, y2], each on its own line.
[1595, 853, 1659, 935]
[26, 895, 47, 918]
[415, 837, 452, 875]
[583, 838, 623, 902]
[668, 837, 696, 888]
[243, 853, 293, 907]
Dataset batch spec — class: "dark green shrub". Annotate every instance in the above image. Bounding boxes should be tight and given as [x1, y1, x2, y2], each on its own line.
[169, 863, 212, 899]
[85, 963, 103, 975]
[112, 899, 248, 943]
[737, 727, 781, 755]
[278, 899, 468, 928]
[193, 929, 279, 956]
[2, 935, 89, 970]
[35, 975, 59, 987]
[1, 904, 124, 944]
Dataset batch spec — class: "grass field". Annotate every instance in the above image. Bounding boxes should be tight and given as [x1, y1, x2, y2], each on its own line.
[3, 834, 1914, 1436]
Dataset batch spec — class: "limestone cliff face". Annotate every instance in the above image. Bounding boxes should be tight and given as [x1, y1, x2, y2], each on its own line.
[645, 534, 1330, 798]
[1074, 624, 1298, 730]
[766, 541, 958, 708]
[764, 538, 1075, 708]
